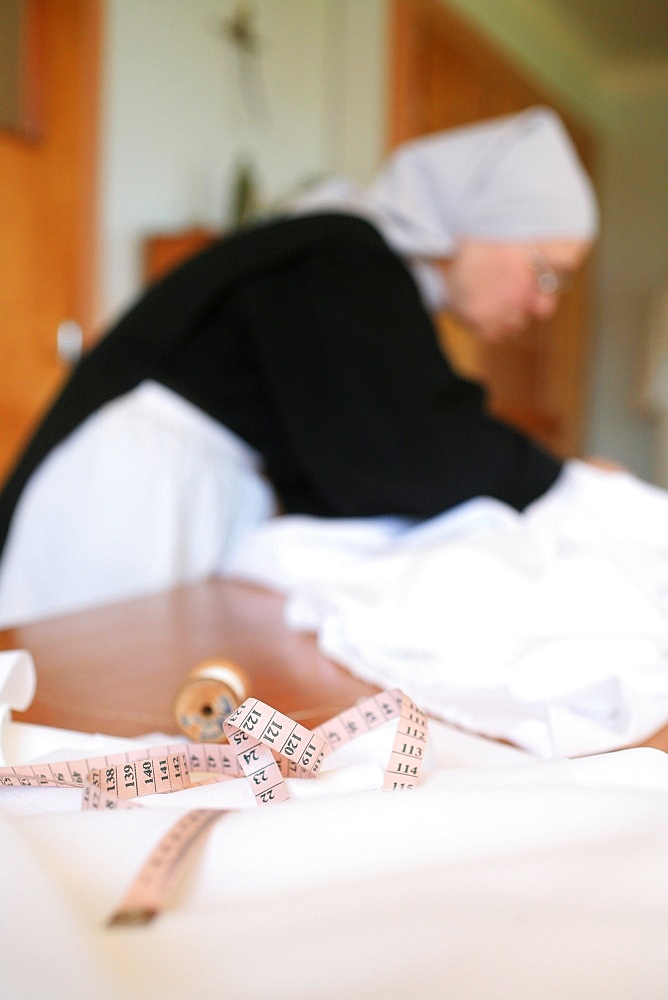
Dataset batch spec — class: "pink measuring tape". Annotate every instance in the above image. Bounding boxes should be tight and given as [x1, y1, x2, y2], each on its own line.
[1, 687, 428, 924]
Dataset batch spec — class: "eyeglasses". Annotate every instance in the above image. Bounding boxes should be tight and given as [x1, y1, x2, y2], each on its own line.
[525, 250, 572, 296]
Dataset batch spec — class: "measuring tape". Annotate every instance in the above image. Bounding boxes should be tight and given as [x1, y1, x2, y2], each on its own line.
[1, 687, 428, 924]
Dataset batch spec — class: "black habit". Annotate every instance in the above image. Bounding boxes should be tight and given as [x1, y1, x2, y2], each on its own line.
[0, 213, 561, 558]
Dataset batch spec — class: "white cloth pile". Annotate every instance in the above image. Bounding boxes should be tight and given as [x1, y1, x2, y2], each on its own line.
[227, 461, 668, 757]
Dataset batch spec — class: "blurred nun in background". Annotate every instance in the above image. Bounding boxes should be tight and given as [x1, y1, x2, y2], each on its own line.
[0, 106, 598, 625]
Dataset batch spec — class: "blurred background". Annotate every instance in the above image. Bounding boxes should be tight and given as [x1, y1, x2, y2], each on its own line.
[2, 0, 668, 490]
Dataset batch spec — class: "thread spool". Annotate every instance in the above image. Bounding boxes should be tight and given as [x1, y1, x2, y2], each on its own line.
[172, 659, 248, 743]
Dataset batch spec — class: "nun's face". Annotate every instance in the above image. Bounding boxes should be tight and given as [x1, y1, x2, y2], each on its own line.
[440, 238, 591, 342]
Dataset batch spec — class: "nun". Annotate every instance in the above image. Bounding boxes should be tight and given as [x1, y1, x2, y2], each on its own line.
[0, 106, 599, 624]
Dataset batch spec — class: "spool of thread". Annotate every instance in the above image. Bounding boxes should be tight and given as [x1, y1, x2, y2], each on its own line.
[172, 659, 248, 743]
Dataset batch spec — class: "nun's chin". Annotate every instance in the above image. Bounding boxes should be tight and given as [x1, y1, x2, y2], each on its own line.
[457, 310, 528, 343]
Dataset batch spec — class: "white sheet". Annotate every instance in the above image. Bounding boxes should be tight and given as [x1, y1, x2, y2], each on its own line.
[226, 461, 668, 757]
[1, 649, 667, 999]
[2, 721, 667, 1000]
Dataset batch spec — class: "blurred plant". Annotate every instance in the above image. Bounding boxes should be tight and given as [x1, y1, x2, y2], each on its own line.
[229, 157, 261, 228]
[218, 2, 269, 228]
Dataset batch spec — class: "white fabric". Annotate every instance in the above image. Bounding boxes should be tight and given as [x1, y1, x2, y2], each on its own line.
[227, 461, 668, 758]
[0, 382, 277, 627]
[1, 699, 667, 999]
[0, 649, 35, 762]
[290, 106, 598, 308]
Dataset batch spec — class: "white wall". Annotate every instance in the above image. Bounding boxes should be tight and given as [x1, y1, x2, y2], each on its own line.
[97, 0, 388, 326]
[585, 119, 668, 479]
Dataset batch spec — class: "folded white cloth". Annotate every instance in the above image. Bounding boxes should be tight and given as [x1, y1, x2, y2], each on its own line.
[227, 461, 668, 757]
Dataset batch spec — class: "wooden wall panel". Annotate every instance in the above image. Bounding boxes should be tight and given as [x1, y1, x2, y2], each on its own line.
[0, 1, 101, 483]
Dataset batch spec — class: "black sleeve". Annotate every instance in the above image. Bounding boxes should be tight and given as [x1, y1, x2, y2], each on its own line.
[233, 233, 562, 518]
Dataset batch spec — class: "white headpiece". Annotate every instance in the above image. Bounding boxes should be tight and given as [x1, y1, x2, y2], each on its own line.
[289, 107, 598, 306]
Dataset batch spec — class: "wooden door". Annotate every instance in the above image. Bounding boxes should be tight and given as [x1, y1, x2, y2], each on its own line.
[389, 0, 596, 458]
[0, 0, 101, 483]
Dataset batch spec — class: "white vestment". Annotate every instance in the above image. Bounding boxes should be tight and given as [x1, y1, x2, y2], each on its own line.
[0, 381, 277, 626]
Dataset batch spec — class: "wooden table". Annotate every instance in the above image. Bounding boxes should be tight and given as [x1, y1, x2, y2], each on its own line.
[0, 578, 376, 738]
[1, 577, 666, 752]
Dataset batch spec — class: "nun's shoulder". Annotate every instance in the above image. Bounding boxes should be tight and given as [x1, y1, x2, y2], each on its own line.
[231, 211, 389, 257]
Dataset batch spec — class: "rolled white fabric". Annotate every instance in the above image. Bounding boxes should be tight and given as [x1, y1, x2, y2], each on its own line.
[0, 649, 36, 764]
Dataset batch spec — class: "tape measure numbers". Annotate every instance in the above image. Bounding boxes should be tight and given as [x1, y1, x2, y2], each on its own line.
[1, 688, 429, 924]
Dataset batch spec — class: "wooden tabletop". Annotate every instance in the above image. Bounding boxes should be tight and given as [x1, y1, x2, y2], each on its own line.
[0, 578, 377, 738]
[1, 576, 666, 753]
